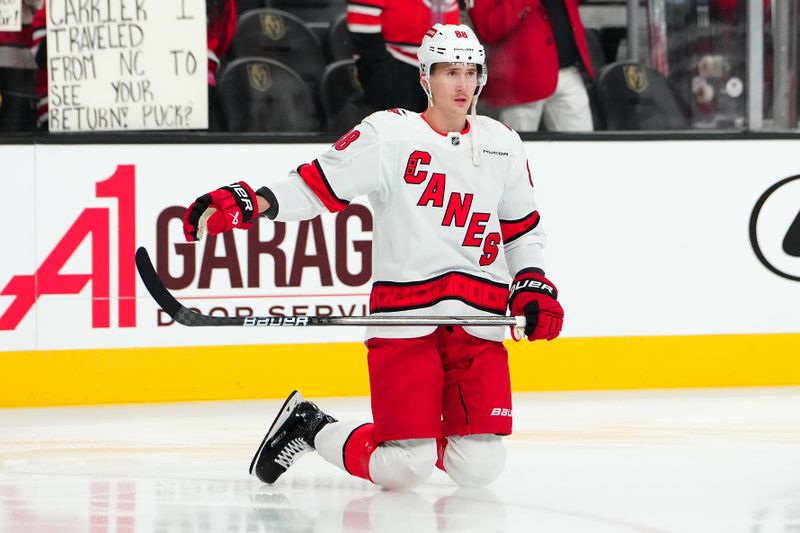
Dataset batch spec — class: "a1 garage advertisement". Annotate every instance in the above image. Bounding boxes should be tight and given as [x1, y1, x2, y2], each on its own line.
[1, 140, 799, 404]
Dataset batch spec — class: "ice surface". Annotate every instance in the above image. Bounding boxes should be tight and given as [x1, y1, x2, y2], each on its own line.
[2, 388, 800, 532]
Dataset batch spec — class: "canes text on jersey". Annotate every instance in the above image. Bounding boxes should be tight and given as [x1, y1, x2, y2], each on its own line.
[404, 151, 501, 266]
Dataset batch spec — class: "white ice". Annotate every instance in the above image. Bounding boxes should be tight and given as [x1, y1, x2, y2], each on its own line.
[2, 387, 800, 533]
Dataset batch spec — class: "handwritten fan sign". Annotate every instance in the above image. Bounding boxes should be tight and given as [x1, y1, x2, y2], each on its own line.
[0, 0, 22, 31]
[46, 0, 208, 132]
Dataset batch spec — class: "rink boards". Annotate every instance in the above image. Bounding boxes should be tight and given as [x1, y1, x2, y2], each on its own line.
[1, 141, 799, 406]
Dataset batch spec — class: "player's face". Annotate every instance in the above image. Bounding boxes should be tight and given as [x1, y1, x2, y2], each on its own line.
[429, 63, 479, 114]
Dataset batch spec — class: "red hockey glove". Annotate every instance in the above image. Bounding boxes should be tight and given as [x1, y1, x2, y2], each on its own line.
[508, 270, 564, 341]
[183, 181, 259, 242]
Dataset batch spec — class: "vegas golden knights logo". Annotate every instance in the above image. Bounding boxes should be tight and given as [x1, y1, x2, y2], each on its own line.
[624, 65, 648, 93]
[248, 63, 272, 92]
[348, 64, 362, 91]
[261, 14, 286, 41]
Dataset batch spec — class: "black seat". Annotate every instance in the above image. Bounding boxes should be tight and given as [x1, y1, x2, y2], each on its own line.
[217, 58, 321, 132]
[0, 69, 36, 132]
[272, 0, 346, 23]
[582, 28, 607, 130]
[0, 68, 36, 98]
[237, 0, 346, 21]
[319, 59, 364, 120]
[0, 90, 36, 132]
[328, 13, 353, 62]
[584, 28, 607, 74]
[236, 0, 265, 15]
[229, 9, 326, 85]
[594, 62, 691, 130]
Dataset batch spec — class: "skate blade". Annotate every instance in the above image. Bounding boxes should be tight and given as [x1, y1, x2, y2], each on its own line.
[248, 390, 303, 476]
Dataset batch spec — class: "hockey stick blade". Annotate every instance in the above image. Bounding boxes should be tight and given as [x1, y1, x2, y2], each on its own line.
[136, 246, 193, 322]
[135, 246, 520, 328]
[136, 246, 251, 326]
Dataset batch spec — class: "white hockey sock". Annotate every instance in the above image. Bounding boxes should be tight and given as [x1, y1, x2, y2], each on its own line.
[315, 422, 437, 489]
[315, 421, 371, 475]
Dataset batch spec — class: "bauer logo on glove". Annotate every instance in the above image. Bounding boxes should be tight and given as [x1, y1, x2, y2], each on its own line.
[183, 181, 259, 242]
[510, 277, 556, 298]
[508, 270, 564, 342]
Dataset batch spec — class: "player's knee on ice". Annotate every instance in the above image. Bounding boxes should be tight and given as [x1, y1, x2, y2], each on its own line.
[443, 435, 507, 488]
[369, 439, 437, 490]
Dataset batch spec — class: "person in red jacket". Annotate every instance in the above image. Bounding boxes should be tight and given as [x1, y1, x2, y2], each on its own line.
[30, 4, 46, 129]
[206, 0, 238, 131]
[0, 0, 42, 131]
[467, 0, 594, 132]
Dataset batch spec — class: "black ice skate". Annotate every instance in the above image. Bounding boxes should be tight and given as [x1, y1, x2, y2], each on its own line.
[249, 390, 336, 484]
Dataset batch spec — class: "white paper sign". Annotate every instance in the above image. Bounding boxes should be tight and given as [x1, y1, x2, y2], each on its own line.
[0, 0, 22, 31]
[45, 0, 208, 132]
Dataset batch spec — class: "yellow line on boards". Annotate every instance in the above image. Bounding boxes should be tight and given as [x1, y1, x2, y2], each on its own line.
[508, 333, 800, 391]
[2, 333, 799, 407]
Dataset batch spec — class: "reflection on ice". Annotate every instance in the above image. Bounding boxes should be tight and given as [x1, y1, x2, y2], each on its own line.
[0, 477, 509, 533]
[2, 388, 800, 532]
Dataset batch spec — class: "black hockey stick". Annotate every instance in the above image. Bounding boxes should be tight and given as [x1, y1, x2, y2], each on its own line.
[136, 247, 522, 328]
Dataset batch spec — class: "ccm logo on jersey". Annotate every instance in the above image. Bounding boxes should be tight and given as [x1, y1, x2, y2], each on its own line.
[490, 408, 512, 417]
[510, 279, 555, 296]
[244, 316, 310, 326]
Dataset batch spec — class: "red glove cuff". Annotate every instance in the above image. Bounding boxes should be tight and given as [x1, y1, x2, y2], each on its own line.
[509, 270, 558, 311]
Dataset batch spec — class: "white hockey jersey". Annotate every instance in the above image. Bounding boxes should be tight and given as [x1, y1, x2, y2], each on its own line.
[265, 109, 547, 341]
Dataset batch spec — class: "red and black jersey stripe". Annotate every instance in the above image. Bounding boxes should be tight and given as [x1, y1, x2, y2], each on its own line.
[500, 210, 540, 244]
[296, 160, 350, 212]
[370, 272, 509, 315]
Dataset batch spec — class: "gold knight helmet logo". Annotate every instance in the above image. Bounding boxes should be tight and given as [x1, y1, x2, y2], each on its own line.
[248, 63, 272, 92]
[261, 14, 286, 41]
[624, 64, 649, 93]
[348, 64, 363, 91]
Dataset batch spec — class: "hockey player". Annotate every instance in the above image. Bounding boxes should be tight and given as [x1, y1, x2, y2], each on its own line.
[182, 24, 564, 489]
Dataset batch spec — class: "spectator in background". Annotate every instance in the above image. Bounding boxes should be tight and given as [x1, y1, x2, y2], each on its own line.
[468, 0, 594, 132]
[30, 0, 237, 131]
[207, 0, 237, 131]
[31, 4, 46, 129]
[0, 0, 42, 131]
[347, 0, 459, 112]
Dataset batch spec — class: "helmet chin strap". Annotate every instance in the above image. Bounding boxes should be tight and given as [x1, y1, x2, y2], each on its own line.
[421, 76, 433, 108]
[471, 88, 481, 167]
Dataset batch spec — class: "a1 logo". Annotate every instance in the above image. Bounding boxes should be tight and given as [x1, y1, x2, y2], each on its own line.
[0, 165, 137, 330]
